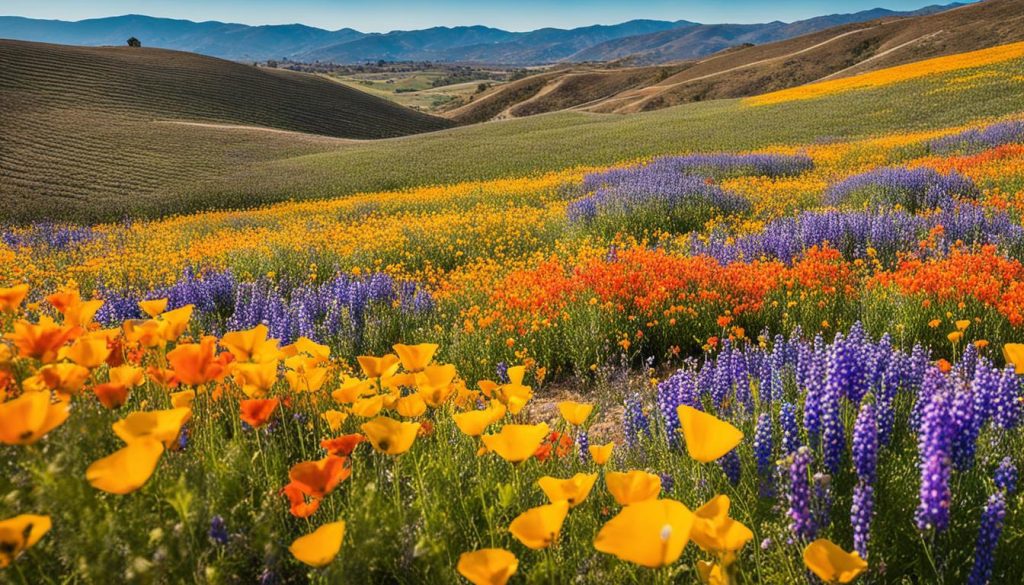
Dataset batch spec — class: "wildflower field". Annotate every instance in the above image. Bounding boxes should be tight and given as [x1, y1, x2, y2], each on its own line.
[6, 44, 1024, 585]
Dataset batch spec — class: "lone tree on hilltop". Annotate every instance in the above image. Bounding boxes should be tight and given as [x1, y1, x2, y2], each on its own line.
[127, 37, 141, 48]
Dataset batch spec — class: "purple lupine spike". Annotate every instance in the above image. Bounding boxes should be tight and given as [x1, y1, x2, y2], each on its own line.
[966, 492, 1007, 585]
[814, 472, 833, 533]
[787, 447, 816, 541]
[993, 365, 1022, 429]
[929, 120, 1024, 154]
[732, 352, 752, 413]
[958, 342, 980, 381]
[711, 342, 734, 409]
[994, 457, 1017, 495]
[623, 393, 651, 447]
[950, 386, 981, 472]
[657, 370, 698, 445]
[577, 430, 590, 464]
[825, 166, 979, 212]
[821, 335, 849, 474]
[719, 450, 741, 486]
[916, 371, 954, 533]
[803, 337, 826, 447]
[971, 359, 1000, 428]
[877, 354, 902, 446]
[780, 402, 801, 455]
[754, 413, 774, 497]
[852, 403, 878, 558]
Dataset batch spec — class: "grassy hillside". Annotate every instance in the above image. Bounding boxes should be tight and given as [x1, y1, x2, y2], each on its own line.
[0, 40, 452, 222]
[181, 49, 1024, 215]
[447, 0, 1024, 120]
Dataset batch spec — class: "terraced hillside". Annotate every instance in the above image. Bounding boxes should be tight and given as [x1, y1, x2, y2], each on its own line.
[0, 40, 452, 222]
[448, 0, 1024, 120]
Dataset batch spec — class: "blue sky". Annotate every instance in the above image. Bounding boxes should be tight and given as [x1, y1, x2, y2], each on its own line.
[0, 0, 967, 32]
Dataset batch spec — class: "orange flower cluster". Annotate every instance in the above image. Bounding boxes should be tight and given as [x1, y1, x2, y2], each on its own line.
[870, 245, 1024, 325]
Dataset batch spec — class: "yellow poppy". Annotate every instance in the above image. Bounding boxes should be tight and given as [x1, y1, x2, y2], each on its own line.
[170, 389, 196, 409]
[5, 316, 76, 363]
[0, 391, 69, 445]
[357, 354, 401, 379]
[605, 470, 662, 506]
[956, 319, 971, 331]
[480, 423, 549, 463]
[393, 343, 438, 372]
[109, 365, 145, 388]
[416, 364, 457, 406]
[289, 521, 346, 568]
[62, 334, 112, 369]
[284, 366, 329, 393]
[538, 473, 598, 507]
[361, 417, 420, 455]
[86, 437, 164, 494]
[588, 442, 614, 465]
[557, 401, 594, 426]
[697, 561, 728, 585]
[37, 363, 91, 395]
[594, 499, 695, 568]
[676, 405, 744, 463]
[690, 495, 754, 554]
[138, 298, 169, 318]
[0, 514, 51, 568]
[457, 548, 519, 585]
[281, 337, 331, 363]
[453, 402, 506, 436]
[509, 500, 569, 549]
[221, 324, 280, 363]
[232, 360, 280, 398]
[803, 539, 868, 584]
[396, 393, 427, 418]
[0, 284, 29, 313]
[947, 331, 963, 344]
[112, 408, 192, 448]
[322, 409, 349, 432]
[1004, 343, 1024, 374]
[158, 305, 194, 342]
[351, 394, 385, 418]
[332, 376, 376, 403]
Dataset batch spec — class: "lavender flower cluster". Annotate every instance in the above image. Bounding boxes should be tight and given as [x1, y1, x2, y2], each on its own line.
[824, 166, 979, 213]
[688, 202, 1022, 265]
[928, 119, 1024, 155]
[580, 152, 814, 193]
[95, 269, 433, 348]
[1, 221, 101, 251]
[640, 322, 1023, 554]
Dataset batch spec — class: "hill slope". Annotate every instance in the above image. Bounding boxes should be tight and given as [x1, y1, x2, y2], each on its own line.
[0, 40, 452, 221]
[447, 0, 1023, 121]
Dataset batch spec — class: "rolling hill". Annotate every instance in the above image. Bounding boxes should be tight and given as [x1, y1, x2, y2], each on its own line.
[0, 40, 452, 222]
[0, 4, 962, 65]
[446, 0, 1024, 122]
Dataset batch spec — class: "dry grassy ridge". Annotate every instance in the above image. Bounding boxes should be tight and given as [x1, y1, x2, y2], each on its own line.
[0, 40, 452, 222]
[447, 0, 1024, 121]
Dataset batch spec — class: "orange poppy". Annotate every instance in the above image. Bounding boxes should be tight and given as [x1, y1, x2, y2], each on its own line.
[321, 434, 365, 456]
[288, 455, 351, 498]
[282, 482, 322, 518]
[240, 398, 280, 428]
[167, 336, 229, 386]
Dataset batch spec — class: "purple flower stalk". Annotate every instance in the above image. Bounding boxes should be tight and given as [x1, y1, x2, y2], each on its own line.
[966, 493, 1007, 585]
[916, 372, 954, 533]
[780, 402, 801, 455]
[787, 447, 816, 540]
[994, 457, 1017, 496]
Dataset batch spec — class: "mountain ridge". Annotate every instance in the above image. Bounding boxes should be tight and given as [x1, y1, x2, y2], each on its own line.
[0, 4, 968, 64]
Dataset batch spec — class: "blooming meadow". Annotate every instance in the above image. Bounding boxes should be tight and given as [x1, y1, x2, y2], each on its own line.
[4, 110, 1024, 584]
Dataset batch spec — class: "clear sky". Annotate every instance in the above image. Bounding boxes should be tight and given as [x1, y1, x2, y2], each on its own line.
[0, 0, 968, 32]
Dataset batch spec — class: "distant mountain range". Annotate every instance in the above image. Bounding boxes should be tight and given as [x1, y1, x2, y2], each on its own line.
[0, 4, 966, 65]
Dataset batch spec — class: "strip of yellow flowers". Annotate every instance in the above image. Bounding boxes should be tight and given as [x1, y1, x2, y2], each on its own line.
[746, 40, 1024, 107]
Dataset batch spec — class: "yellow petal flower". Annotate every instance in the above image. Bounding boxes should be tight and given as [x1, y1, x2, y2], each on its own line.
[322, 409, 349, 432]
[803, 539, 868, 584]
[588, 442, 614, 465]
[170, 389, 196, 409]
[86, 438, 164, 494]
[109, 365, 145, 388]
[63, 334, 112, 369]
[393, 343, 439, 372]
[396, 393, 427, 418]
[289, 521, 345, 568]
[538, 473, 598, 507]
[690, 495, 754, 554]
[1004, 343, 1024, 375]
[360, 416, 420, 455]
[0, 514, 51, 568]
[480, 423, 549, 463]
[605, 470, 662, 506]
[351, 394, 385, 418]
[357, 354, 401, 378]
[557, 401, 594, 426]
[697, 560, 728, 585]
[677, 405, 744, 463]
[332, 376, 376, 403]
[594, 499, 694, 568]
[509, 500, 569, 549]
[221, 324, 280, 363]
[138, 298, 169, 318]
[0, 391, 70, 445]
[112, 408, 192, 448]
[232, 360, 280, 398]
[158, 305, 194, 341]
[0, 284, 29, 313]
[457, 548, 519, 585]
[281, 336, 331, 362]
[956, 319, 971, 331]
[453, 402, 506, 436]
